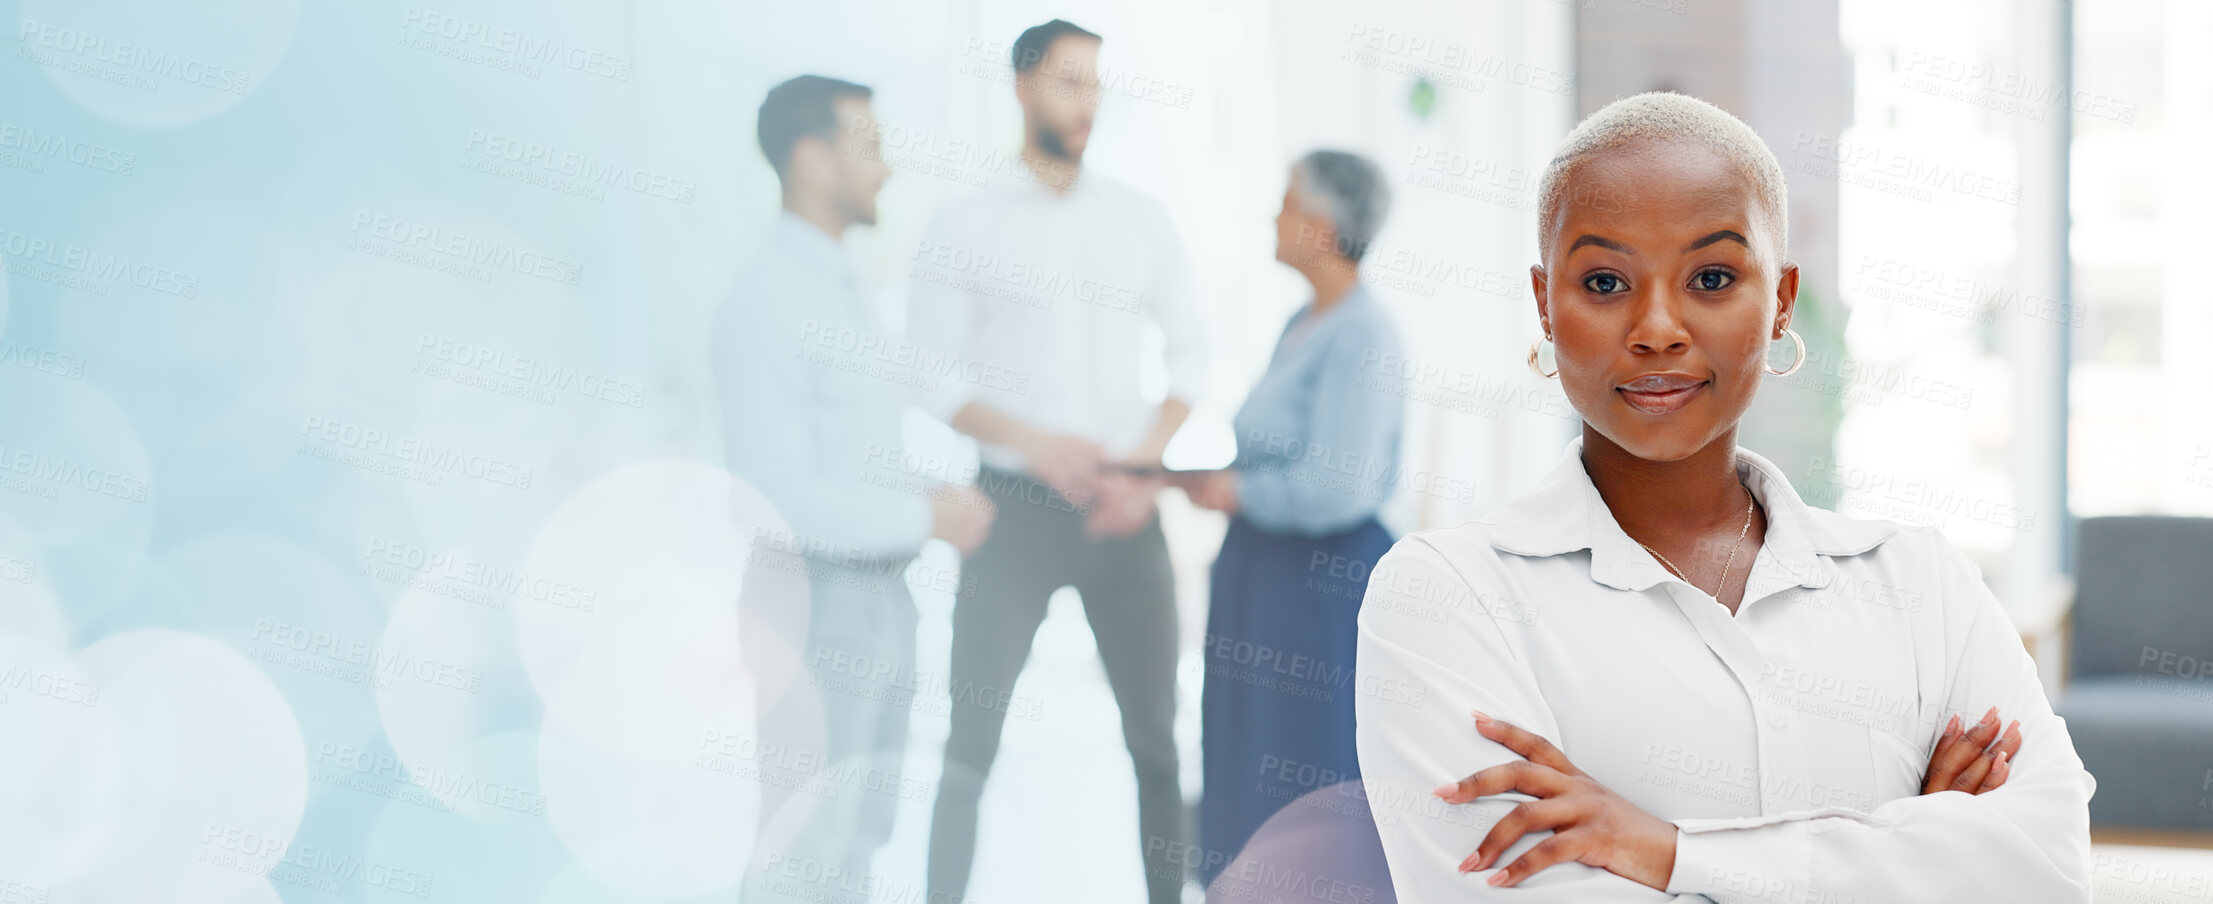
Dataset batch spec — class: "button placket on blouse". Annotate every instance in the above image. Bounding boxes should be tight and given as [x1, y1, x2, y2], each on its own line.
[1739, 548, 1830, 816]
[1609, 531, 1824, 818]
[1635, 574, 1773, 815]
[1650, 543, 1830, 818]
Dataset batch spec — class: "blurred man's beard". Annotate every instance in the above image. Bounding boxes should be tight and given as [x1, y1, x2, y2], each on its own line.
[1034, 123, 1082, 162]
[840, 195, 877, 226]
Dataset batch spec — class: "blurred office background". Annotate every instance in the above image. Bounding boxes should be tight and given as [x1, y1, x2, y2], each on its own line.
[1, 0, 2208, 901]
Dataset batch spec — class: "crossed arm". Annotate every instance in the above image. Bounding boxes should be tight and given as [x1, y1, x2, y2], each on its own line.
[1353, 535, 2095, 902]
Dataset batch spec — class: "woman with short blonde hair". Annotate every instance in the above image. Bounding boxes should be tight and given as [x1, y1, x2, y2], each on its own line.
[1354, 92, 2093, 901]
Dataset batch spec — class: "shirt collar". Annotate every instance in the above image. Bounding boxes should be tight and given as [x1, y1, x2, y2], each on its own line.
[1322, 281, 1378, 317]
[1481, 435, 1898, 593]
[1288, 282, 1375, 335]
[982, 159, 1098, 201]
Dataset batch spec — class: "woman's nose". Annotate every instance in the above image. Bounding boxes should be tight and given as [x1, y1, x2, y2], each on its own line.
[1625, 294, 1693, 353]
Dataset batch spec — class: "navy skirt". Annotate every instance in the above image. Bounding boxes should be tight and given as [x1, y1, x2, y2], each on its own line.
[1199, 514, 1394, 888]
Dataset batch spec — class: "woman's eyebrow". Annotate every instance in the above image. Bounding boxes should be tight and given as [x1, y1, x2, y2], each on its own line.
[1685, 229, 1749, 252]
[1568, 234, 1632, 255]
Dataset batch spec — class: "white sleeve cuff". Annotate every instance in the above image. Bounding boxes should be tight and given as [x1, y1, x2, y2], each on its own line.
[1667, 819, 1809, 901]
[1662, 807, 1885, 901]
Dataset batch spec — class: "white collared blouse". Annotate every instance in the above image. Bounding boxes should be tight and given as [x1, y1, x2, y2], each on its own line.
[1353, 437, 2095, 902]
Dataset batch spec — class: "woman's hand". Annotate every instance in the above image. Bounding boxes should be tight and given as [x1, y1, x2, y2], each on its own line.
[1018, 430, 1108, 505]
[1182, 469, 1240, 514]
[1922, 706, 2022, 795]
[1083, 470, 1162, 539]
[1432, 711, 1678, 890]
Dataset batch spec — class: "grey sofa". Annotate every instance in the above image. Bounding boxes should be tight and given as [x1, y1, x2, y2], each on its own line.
[2051, 515, 2213, 832]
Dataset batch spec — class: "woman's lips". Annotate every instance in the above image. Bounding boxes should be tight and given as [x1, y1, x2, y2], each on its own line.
[1617, 381, 1708, 414]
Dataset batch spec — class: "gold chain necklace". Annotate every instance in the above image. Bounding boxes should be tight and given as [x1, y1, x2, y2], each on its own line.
[1637, 489, 1757, 601]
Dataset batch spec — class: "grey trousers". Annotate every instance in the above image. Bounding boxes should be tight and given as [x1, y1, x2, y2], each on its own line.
[743, 552, 919, 904]
[928, 468, 1185, 904]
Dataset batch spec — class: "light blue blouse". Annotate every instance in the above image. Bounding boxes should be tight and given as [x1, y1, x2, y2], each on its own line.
[1230, 283, 1407, 537]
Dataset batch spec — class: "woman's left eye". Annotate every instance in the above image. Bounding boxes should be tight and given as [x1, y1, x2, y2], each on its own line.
[1693, 269, 1734, 291]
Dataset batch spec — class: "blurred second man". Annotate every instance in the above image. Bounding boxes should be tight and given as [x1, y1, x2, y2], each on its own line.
[908, 19, 1206, 904]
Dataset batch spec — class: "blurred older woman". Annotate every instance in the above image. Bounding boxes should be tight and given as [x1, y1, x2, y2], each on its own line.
[1184, 150, 1406, 886]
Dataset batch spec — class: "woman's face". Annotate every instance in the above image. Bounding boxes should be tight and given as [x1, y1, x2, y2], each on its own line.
[1531, 140, 1799, 462]
[1274, 173, 1334, 268]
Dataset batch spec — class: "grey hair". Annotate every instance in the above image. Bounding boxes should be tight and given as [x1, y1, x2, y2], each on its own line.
[1290, 149, 1390, 263]
[1534, 91, 1789, 262]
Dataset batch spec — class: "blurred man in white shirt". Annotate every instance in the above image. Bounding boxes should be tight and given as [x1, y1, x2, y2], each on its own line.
[907, 20, 1205, 904]
[718, 74, 992, 904]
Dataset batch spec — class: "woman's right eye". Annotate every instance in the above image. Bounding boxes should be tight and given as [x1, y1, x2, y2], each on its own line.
[1584, 273, 1625, 294]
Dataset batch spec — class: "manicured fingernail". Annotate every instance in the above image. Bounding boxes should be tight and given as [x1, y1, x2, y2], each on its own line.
[1946, 714, 1960, 736]
[1489, 870, 1511, 886]
[1995, 750, 2009, 767]
[1433, 784, 1457, 799]
[1471, 709, 1491, 724]
[1457, 853, 1478, 872]
[1982, 706, 1998, 724]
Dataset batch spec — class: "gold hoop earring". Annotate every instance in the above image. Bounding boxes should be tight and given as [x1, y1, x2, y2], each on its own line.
[1765, 327, 1806, 376]
[1527, 335, 1558, 379]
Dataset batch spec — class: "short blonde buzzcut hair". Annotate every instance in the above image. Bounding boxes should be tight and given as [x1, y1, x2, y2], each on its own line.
[1534, 91, 1789, 263]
